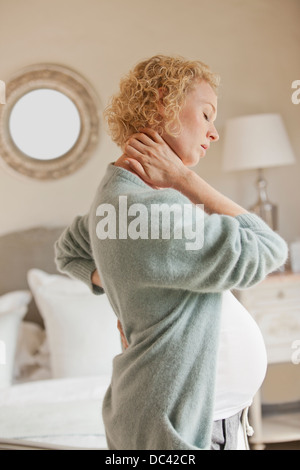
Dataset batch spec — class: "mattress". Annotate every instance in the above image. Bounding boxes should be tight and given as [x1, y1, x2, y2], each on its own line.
[0, 375, 110, 449]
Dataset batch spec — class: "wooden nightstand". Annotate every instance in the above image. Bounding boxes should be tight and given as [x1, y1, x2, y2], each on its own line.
[235, 271, 300, 450]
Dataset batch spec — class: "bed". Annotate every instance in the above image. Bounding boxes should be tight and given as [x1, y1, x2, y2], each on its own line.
[0, 226, 122, 450]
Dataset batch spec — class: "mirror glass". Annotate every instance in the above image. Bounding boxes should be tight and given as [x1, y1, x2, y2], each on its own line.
[9, 89, 81, 160]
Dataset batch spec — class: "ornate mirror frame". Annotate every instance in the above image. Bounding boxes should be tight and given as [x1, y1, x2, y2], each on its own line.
[0, 64, 101, 180]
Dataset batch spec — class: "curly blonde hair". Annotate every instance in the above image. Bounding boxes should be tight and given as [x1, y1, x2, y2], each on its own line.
[104, 55, 220, 148]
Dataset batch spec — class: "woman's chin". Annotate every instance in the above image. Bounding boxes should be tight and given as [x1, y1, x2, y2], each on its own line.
[184, 156, 201, 168]
[177, 149, 203, 167]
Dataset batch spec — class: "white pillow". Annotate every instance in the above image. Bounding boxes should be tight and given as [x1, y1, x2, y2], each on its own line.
[13, 321, 51, 383]
[27, 269, 121, 378]
[0, 291, 32, 389]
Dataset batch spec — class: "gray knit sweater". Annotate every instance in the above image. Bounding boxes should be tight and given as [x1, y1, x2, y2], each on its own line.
[54, 164, 288, 450]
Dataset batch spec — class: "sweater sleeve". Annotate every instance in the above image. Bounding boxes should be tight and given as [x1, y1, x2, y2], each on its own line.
[132, 191, 289, 293]
[54, 213, 104, 295]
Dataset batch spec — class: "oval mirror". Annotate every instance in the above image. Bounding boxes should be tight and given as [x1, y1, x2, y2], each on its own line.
[0, 64, 101, 179]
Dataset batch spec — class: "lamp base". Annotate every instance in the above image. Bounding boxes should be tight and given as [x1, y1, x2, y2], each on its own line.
[249, 170, 278, 231]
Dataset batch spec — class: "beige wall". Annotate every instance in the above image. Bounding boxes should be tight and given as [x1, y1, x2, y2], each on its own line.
[0, 0, 299, 245]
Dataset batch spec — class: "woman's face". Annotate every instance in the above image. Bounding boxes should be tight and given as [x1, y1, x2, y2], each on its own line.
[162, 80, 219, 167]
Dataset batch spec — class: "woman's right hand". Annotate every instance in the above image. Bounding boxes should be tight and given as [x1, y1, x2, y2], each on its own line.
[123, 128, 189, 190]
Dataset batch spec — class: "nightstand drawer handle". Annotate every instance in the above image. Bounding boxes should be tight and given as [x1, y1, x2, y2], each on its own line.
[277, 290, 285, 299]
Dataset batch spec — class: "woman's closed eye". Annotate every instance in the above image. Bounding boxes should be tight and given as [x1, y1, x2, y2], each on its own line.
[203, 113, 209, 122]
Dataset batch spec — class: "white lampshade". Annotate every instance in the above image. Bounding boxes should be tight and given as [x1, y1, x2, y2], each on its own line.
[222, 113, 296, 172]
[0, 80, 5, 105]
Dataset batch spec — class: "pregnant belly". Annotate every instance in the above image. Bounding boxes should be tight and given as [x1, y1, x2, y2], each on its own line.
[213, 290, 267, 421]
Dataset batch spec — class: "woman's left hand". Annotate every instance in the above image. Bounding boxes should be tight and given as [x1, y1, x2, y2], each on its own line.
[91, 269, 102, 287]
[123, 128, 187, 189]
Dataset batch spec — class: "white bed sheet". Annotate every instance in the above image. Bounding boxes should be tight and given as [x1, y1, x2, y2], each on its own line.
[0, 375, 110, 449]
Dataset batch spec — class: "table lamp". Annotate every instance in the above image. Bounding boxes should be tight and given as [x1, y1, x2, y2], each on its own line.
[0, 81, 5, 105]
[222, 113, 296, 230]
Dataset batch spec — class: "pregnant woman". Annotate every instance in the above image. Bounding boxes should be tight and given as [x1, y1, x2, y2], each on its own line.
[55, 55, 288, 450]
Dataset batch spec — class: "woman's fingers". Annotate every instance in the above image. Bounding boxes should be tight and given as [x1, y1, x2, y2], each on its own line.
[125, 134, 161, 160]
[125, 128, 163, 150]
[124, 140, 145, 158]
[124, 158, 148, 179]
[125, 138, 149, 156]
[139, 128, 164, 144]
[126, 132, 156, 150]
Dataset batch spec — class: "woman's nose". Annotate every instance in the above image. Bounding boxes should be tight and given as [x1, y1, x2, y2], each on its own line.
[208, 124, 219, 142]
